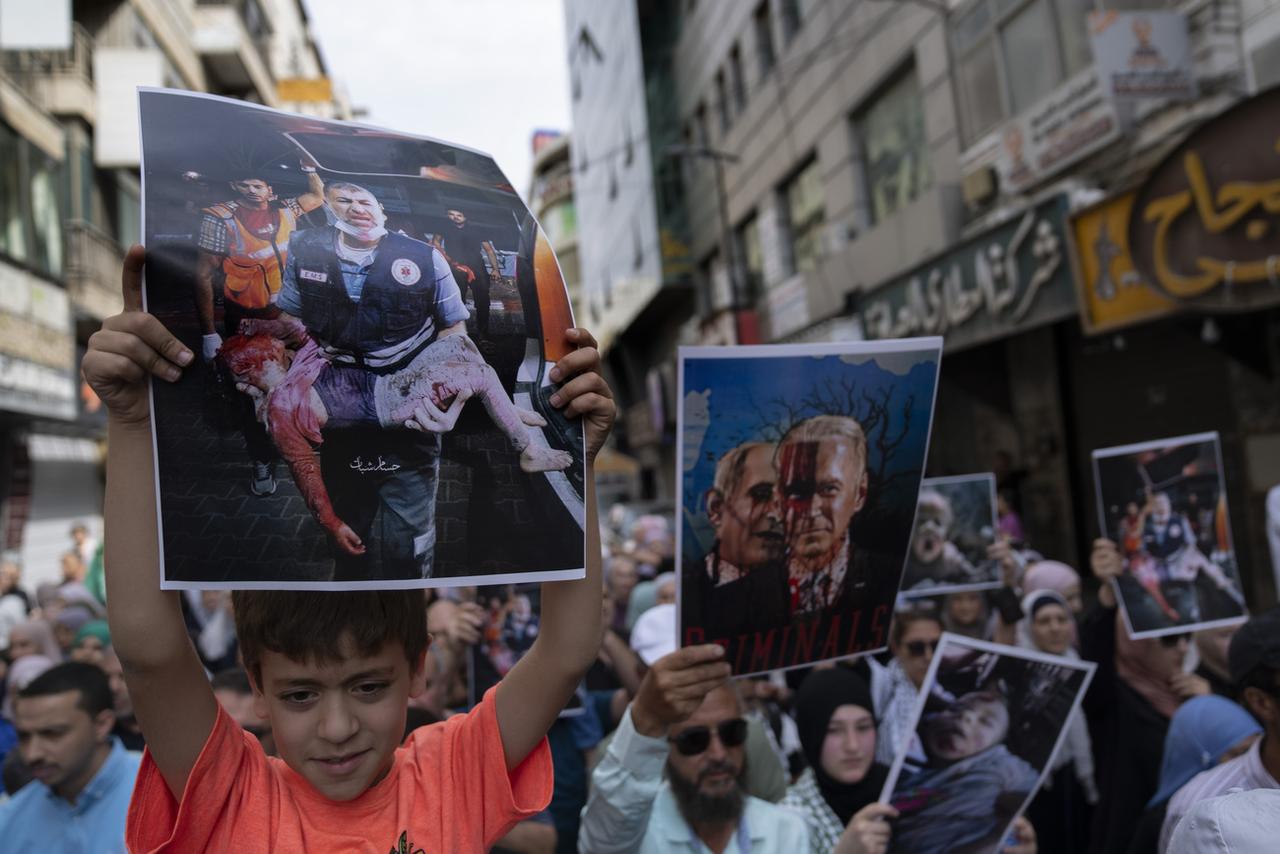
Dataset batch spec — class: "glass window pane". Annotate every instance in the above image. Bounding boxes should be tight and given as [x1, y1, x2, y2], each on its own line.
[858, 69, 934, 224]
[0, 125, 28, 264]
[30, 156, 63, 277]
[1002, 0, 1060, 114]
[958, 43, 1004, 139]
[785, 159, 824, 274]
[954, 1, 992, 53]
[1054, 0, 1094, 76]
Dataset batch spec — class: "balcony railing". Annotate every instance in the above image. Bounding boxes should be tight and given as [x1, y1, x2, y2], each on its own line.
[64, 221, 125, 321]
[0, 22, 94, 86]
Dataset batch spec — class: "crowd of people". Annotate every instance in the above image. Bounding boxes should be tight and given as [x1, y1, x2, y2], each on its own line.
[6, 497, 1275, 852]
[2, 243, 1278, 851]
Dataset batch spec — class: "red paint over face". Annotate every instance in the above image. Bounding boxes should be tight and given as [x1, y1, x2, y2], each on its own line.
[779, 438, 868, 568]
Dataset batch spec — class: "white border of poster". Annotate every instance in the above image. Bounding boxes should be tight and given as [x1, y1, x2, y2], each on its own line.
[137, 87, 586, 591]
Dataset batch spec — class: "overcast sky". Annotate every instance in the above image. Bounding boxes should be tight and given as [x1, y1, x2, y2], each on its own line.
[303, 0, 571, 198]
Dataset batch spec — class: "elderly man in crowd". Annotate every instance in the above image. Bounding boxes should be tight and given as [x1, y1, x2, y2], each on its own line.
[578, 645, 808, 852]
[682, 441, 788, 644]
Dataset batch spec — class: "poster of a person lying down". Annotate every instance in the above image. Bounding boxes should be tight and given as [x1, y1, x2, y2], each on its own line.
[138, 89, 584, 589]
[1092, 431, 1247, 639]
[466, 584, 584, 717]
[900, 474, 1000, 597]
[879, 634, 1095, 854]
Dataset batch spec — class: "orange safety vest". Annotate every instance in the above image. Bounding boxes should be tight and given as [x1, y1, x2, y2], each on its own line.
[204, 202, 297, 310]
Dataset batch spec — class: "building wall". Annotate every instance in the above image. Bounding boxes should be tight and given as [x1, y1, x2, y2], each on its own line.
[564, 0, 665, 352]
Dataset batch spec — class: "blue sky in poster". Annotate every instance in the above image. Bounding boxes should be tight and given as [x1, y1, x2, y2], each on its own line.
[681, 350, 940, 564]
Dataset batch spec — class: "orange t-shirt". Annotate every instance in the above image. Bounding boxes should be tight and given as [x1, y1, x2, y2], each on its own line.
[126, 687, 552, 853]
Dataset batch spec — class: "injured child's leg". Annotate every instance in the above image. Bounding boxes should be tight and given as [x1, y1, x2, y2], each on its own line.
[376, 338, 572, 473]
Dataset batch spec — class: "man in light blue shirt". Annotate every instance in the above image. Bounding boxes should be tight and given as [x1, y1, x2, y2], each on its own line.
[579, 645, 808, 853]
[0, 662, 141, 853]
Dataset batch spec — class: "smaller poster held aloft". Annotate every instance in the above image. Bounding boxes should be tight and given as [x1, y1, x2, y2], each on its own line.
[676, 338, 942, 676]
[900, 474, 1000, 598]
[1092, 431, 1247, 639]
[879, 634, 1096, 854]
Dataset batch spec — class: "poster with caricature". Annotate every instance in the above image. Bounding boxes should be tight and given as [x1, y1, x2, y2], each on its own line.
[676, 338, 942, 676]
[1092, 431, 1247, 639]
[879, 634, 1096, 853]
[900, 474, 1000, 597]
[139, 89, 584, 589]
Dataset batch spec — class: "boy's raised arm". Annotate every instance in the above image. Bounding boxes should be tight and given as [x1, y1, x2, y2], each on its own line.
[84, 246, 219, 799]
[496, 329, 615, 770]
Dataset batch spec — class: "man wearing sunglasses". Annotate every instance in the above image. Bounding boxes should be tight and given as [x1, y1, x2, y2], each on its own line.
[579, 645, 809, 852]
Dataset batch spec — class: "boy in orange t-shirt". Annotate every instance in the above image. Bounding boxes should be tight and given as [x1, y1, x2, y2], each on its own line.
[83, 247, 616, 852]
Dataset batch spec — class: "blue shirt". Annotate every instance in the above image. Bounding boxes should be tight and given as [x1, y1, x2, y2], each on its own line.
[0, 738, 141, 854]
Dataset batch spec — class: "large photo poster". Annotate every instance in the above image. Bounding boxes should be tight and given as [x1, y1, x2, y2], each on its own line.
[139, 89, 585, 589]
[879, 634, 1096, 854]
[900, 473, 1000, 598]
[676, 339, 942, 675]
[1092, 431, 1247, 638]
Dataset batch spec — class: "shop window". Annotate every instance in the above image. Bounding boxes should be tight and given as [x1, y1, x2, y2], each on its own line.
[735, 212, 764, 302]
[780, 156, 824, 275]
[754, 2, 776, 78]
[729, 44, 747, 113]
[951, 0, 1094, 142]
[855, 67, 934, 225]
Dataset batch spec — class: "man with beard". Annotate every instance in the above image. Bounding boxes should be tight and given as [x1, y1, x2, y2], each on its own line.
[776, 416, 900, 631]
[682, 442, 789, 647]
[273, 180, 470, 579]
[578, 645, 809, 852]
[0, 663, 142, 852]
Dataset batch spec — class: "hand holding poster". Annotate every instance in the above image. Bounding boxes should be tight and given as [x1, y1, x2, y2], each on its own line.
[879, 634, 1096, 853]
[900, 474, 1000, 598]
[138, 89, 584, 589]
[676, 339, 942, 676]
[1092, 432, 1247, 638]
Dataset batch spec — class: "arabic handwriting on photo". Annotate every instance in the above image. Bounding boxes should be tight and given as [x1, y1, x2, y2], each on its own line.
[349, 456, 402, 474]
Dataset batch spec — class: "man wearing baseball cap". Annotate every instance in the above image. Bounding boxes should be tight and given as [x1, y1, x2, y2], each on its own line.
[1159, 608, 1280, 852]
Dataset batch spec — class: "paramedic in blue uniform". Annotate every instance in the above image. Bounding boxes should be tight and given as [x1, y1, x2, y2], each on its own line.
[275, 180, 469, 580]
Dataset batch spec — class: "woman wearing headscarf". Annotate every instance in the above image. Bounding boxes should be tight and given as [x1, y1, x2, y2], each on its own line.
[70, 619, 111, 665]
[1, 654, 55, 720]
[1017, 590, 1097, 854]
[868, 607, 944, 766]
[5, 618, 62, 662]
[782, 667, 897, 854]
[1021, 561, 1084, 615]
[1082, 539, 1209, 854]
[940, 590, 990, 640]
[1125, 694, 1261, 854]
